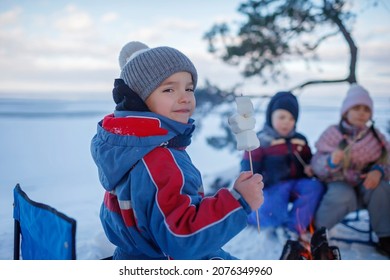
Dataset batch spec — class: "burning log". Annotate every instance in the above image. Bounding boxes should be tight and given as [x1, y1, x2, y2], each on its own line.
[280, 240, 311, 260]
[310, 227, 341, 260]
[280, 227, 341, 260]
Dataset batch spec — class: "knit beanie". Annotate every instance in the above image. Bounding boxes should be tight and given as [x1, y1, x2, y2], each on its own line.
[266, 91, 299, 127]
[118, 41, 198, 102]
[341, 83, 373, 117]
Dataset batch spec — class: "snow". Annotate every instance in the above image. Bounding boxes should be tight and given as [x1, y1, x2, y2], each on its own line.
[0, 96, 389, 260]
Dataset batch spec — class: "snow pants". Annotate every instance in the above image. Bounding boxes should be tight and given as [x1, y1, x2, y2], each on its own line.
[248, 178, 325, 234]
[314, 180, 390, 238]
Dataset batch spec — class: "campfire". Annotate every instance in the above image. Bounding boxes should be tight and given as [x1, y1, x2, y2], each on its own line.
[280, 227, 341, 260]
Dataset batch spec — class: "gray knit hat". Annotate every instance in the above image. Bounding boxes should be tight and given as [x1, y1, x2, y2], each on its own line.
[118, 41, 198, 101]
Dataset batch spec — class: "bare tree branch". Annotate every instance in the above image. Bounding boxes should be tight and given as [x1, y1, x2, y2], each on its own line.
[290, 77, 349, 91]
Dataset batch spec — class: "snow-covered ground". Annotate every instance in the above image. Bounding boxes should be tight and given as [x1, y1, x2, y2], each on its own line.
[0, 96, 389, 260]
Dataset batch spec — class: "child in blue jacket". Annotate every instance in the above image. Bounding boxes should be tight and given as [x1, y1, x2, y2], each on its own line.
[241, 91, 324, 240]
[91, 41, 264, 260]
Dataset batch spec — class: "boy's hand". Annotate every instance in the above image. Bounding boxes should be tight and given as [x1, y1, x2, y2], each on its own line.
[233, 171, 264, 211]
[304, 165, 314, 177]
[361, 170, 382, 189]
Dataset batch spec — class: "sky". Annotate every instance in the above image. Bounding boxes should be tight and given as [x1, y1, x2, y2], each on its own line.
[0, 0, 390, 100]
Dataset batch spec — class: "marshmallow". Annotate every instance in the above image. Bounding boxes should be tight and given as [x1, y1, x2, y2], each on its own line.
[229, 96, 260, 151]
[236, 96, 254, 117]
[235, 130, 260, 151]
[228, 113, 256, 134]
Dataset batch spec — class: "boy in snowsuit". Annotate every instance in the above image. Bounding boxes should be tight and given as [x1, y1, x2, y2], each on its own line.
[241, 91, 324, 240]
[91, 41, 264, 260]
[311, 84, 390, 257]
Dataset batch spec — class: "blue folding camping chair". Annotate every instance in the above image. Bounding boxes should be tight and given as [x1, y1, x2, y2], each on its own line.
[13, 184, 77, 260]
[329, 209, 377, 246]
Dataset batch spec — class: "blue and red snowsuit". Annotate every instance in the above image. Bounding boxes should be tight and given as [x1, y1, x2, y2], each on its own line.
[241, 125, 324, 234]
[91, 111, 252, 259]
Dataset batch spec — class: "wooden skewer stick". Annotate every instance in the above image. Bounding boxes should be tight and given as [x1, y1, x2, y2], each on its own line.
[343, 138, 358, 153]
[343, 130, 366, 153]
[249, 151, 261, 233]
[293, 150, 307, 167]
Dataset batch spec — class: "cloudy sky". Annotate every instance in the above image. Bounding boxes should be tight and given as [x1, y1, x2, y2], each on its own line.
[0, 0, 389, 100]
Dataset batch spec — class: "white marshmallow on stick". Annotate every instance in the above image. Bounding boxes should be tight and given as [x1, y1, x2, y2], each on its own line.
[228, 96, 261, 233]
[228, 113, 255, 134]
[236, 96, 254, 117]
[235, 130, 260, 151]
[228, 96, 260, 151]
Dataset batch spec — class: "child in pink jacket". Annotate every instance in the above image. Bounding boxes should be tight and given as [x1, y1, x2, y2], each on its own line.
[311, 84, 390, 257]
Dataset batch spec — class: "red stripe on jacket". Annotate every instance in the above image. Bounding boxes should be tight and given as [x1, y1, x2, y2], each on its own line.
[143, 147, 241, 236]
[102, 114, 168, 136]
[104, 192, 136, 227]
